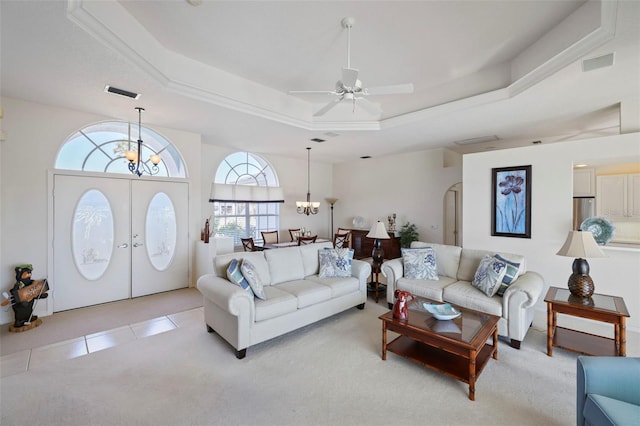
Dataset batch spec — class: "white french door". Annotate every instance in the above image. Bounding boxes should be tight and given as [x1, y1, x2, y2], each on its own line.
[52, 174, 189, 312]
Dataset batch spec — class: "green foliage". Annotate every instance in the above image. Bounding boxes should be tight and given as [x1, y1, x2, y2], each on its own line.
[399, 222, 419, 248]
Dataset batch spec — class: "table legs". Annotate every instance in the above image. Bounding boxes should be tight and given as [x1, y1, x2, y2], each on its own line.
[381, 321, 387, 361]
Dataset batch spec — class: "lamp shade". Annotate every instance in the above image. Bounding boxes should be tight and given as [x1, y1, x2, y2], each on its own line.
[367, 221, 390, 240]
[556, 231, 606, 258]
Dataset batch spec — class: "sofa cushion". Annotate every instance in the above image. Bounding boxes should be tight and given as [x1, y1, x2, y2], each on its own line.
[275, 280, 332, 309]
[300, 242, 333, 276]
[402, 247, 438, 280]
[396, 276, 457, 302]
[494, 254, 522, 296]
[240, 259, 267, 300]
[411, 242, 461, 279]
[226, 259, 254, 297]
[443, 281, 503, 316]
[319, 248, 354, 278]
[306, 276, 360, 298]
[472, 255, 507, 297]
[265, 246, 305, 285]
[583, 394, 640, 426]
[254, 286, 298, 322]
[215, 251, 271, 285]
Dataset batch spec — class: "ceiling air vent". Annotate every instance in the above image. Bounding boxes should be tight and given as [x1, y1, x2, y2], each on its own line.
[453, 135, 499, 146]
[104, 85, 141, 100]
[582, 53, 614, 72]
[310, 138, 326, 143]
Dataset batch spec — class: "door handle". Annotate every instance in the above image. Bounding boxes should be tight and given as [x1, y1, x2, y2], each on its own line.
[133, 242, 144, 248]
[117, 243, 128, 249]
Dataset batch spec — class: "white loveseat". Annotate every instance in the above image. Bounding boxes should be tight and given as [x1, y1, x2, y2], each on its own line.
[381, 241, 544, 349]
[197, 242, 371, 358]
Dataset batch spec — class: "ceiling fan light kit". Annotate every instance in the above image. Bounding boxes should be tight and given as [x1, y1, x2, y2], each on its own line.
[289, 16, 414, 117]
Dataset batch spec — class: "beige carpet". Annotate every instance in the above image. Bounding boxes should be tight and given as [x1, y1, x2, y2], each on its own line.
[0, 288, 203, 356]
[0, 301, 578, 426]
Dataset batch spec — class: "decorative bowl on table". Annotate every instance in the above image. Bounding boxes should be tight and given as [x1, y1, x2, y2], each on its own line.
[423, 302, 462, 320]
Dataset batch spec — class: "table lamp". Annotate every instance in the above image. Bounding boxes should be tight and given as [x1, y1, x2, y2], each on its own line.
[556, 230, 606, 297]
[367, 221, 390, 265]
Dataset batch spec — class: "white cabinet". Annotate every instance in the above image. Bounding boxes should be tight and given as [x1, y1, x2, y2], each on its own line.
[573, 168, 596, 197]
[597, 174, 640, 220]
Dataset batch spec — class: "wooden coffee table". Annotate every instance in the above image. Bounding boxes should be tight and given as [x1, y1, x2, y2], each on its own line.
[379, 297, 499, 401]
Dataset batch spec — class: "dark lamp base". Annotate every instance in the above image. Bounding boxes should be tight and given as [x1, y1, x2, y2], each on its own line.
[567, 273, 594, 298]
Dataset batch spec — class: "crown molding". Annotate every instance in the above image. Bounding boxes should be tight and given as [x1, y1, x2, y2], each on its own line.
[67, 0, 617, 134]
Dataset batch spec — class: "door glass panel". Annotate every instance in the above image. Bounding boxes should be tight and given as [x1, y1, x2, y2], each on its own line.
[145, 192, 177, 271]
[72, 189, 114, 280]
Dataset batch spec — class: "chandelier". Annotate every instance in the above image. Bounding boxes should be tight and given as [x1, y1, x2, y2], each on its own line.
[296, 147, 320, 215]
[126, 107, 161, 177]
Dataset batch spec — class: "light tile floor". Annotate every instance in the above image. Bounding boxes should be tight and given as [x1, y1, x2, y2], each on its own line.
[0, 307, 203, 378]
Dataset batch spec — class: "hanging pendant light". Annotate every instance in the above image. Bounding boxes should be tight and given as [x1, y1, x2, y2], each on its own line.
[126, 107, 161, 177]
[296, 147, 320, 215]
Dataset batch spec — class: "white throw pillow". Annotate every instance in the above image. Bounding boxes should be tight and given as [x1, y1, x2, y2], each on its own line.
[402, 247, 439, 280]
[240, 259, 267, 300]
[318, 248, 354, 278]
[472, 255, 507, 297]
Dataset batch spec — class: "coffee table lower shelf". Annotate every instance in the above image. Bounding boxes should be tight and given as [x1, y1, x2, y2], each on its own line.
[386, 335, 496, 392]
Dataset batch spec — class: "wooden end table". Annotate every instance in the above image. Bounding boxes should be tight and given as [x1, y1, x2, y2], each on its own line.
[545, 286, 629, 357]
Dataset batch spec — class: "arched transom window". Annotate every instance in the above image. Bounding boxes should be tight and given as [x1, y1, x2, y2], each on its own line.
[55, 121, 186, 177]
[211, 152, 283, 246]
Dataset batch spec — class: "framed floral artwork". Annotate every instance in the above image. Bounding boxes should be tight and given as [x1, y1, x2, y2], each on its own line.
[491, 165, 531, 238]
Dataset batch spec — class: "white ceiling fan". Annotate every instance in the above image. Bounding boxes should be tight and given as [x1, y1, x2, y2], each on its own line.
[289, 17, 414, 117]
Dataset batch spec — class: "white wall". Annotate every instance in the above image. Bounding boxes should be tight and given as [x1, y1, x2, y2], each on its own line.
[0, 97, 202, 324]
[332, 148, 462, 242]
[462, 133, 640, 335]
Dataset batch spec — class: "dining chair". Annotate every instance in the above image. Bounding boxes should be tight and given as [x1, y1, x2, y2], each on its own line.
[336, 228, 352, 248]
[333, 232, 350, 249]
[261, 230, 279, 244]
[241, 237, 263, 252]
[288, 228, 301, 242]
[297, 235, 317, 245]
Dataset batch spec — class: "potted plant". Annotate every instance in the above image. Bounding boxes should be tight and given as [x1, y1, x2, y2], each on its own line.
[399, 222, 419, 248]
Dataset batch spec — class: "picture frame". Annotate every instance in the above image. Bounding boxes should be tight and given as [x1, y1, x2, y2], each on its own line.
[491, 165, 531, 238]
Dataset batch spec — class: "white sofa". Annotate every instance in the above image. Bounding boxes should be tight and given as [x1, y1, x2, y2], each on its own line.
[197, 242, 371, 358]
[381, 241, 544, 349]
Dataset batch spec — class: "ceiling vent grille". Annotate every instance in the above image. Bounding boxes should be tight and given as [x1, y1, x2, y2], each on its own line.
[104, 85, 141, 100]
[310, 138, 326, 143]
[582, 53, 614, 72]
[453, 135, 499, 146]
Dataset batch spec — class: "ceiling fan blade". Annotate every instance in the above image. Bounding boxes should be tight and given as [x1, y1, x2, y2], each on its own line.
[289, 90, 338, 95]
[363, 83, 414, 96]
[341, 67, 359, 88]
[313, 98, 342, 117]
[356, 98, 382, 115]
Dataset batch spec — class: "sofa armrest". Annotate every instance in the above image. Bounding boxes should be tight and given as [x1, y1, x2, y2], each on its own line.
[351, 259, 372, 293]
[577, 356, 640, 426]
[381, 258, 403, 303]
[502, 271, 544, 310]
[196, 274, 254, 318]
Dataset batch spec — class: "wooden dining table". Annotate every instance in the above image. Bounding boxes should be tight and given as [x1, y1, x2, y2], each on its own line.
[261, 239, 330, 249]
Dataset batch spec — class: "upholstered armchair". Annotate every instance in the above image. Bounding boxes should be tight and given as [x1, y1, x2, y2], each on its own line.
[577, 356, 640, 426]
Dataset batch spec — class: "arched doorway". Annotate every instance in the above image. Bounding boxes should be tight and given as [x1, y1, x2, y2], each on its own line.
[444, 182, 462, 246]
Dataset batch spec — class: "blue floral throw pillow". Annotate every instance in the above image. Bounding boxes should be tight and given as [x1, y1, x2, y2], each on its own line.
[240, 259, 267, 300]
[402, 247, 439, 280]
[472, 255, 507, 297]
[319, 248, 354, 278]
[226, 258, 254, 297]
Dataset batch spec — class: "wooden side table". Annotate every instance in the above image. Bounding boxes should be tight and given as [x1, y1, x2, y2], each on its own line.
[367, 262, 386, 304]
[545, 286, 629, 357]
